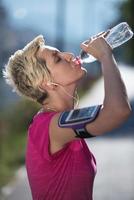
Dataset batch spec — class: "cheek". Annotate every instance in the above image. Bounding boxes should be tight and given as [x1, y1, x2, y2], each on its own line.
[55, 69, 70, 83]
[51, 67, 65, 83]
[53, 64, 72, 80]
[52, 63, 84, 85]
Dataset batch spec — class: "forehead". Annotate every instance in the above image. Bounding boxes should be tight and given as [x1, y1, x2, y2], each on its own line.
[38, 45, 59, 60]
[45, 45, 59, 51]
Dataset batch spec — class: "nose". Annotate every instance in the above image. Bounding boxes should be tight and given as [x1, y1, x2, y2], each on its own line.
[60, 52, 75, 62]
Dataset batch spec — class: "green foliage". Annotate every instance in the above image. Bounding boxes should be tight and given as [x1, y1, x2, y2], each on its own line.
[0, 99, 40, 187]
[6, 99, 40, 133]
[0, 132, 26, 187]
[118, 0, 134, 64]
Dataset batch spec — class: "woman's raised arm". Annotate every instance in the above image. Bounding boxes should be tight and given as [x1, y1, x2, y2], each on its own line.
[81, 36, 132, 135]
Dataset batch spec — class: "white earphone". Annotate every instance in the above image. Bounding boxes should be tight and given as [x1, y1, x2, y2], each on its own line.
[47, 82, 59, 86]
[46, 82, 79, 108]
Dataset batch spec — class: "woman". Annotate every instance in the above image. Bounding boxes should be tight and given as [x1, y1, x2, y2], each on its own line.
[3, 33, 131, 200]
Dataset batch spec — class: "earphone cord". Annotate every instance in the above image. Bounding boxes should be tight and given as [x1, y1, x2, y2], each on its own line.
[54, 82, 79, 109]
[74, 90, 80, 109]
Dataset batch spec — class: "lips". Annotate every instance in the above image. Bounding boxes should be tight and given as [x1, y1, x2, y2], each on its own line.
[72, 57, 82, 68]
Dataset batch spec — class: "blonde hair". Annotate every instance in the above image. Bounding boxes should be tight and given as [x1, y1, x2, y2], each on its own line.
[3, 35, 51, 104]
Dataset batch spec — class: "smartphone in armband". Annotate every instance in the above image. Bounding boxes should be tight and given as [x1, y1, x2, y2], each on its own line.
[58, 105, 102, 138]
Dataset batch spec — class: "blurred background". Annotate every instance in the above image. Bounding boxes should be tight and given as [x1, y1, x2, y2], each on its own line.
[0, 0, 134, 199]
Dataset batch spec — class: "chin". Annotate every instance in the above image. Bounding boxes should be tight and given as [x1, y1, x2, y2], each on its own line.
[82, 66, 87, 72]
[77, 69, 87, 82]
[81, 67, 87, 76]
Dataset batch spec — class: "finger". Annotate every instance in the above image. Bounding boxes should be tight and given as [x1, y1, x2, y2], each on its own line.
[95, 31, 105, 37]
[90, 31, 105, 41]
[94, 30, 110, 39]
[83, 40, 89, 45]
[82, 38, 92, 45]
[80, 43, 88, 52]
[103, 29, 110, 38]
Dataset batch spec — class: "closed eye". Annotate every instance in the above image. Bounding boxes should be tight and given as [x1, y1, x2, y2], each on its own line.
[53, 51, 61, 63]
[55, 56, 61, 63]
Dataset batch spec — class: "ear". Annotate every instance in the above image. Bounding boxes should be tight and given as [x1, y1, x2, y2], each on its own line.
[39, 81, 56, 91]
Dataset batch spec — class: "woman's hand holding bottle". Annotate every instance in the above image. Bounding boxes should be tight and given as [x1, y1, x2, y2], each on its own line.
[80, 32, 112, 63]
[74, 22, 133, 65]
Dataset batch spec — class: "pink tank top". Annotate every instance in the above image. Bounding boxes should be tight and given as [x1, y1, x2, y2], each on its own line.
[26, 111, 97, 200]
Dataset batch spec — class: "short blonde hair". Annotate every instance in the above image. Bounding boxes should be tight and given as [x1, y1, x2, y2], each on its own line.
[3, 35, 51, 104]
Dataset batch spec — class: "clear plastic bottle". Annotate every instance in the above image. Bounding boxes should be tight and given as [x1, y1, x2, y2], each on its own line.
[74, 22, 133, 65]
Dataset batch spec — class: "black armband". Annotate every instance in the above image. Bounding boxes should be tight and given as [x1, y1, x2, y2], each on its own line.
[58, 105, 102, 138]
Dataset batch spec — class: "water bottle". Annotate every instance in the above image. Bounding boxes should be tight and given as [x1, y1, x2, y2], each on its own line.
[74, 22, 133, 65]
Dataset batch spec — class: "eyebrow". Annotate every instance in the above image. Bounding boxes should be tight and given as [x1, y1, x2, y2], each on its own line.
[52, 50, 60, 63]
[44, 48, 60, 65]
[52, 50, 57, 56]
[52, 49, 60, 55]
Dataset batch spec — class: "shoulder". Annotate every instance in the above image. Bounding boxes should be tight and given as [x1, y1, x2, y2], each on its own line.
[28, 111, 57, 139]
[29, 110, 56, 125]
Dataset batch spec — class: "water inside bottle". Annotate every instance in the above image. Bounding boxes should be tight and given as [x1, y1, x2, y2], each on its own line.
[80, 50, 96, 63]
[106, 22, 134, 49]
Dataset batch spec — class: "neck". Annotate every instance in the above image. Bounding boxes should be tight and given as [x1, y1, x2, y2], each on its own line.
[42, 84, 78, 112]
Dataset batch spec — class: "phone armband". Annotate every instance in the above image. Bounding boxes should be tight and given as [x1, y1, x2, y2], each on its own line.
[58, 105, 102, 138]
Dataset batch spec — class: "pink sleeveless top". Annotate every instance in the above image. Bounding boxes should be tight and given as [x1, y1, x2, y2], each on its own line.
[26, 111, 97, 200]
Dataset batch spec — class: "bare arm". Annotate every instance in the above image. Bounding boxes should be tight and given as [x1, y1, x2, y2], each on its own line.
[81, 37, 132, 135]
[101, 54, 130, 111]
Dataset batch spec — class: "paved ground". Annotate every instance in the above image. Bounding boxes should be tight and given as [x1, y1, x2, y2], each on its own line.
[89, 137, 134, 200]
[2, 137, 134, 200]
